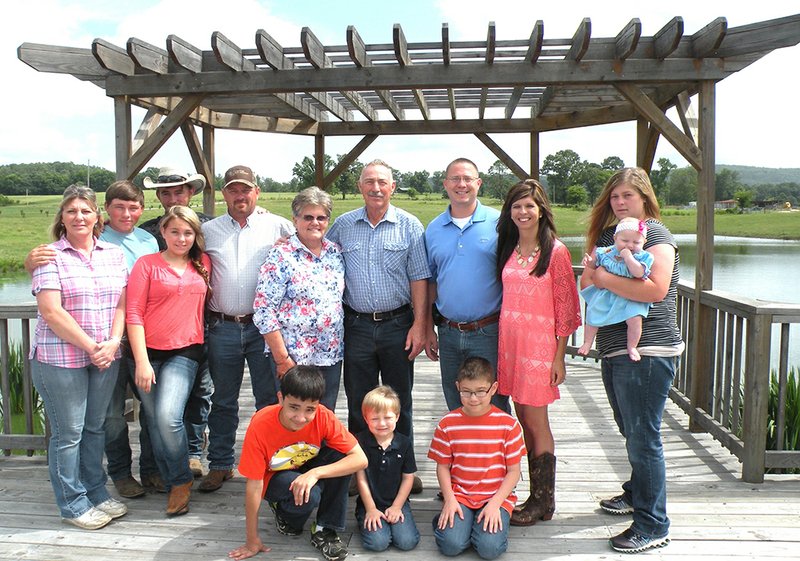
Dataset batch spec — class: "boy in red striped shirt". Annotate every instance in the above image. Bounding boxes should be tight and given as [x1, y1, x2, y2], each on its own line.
[428, 357, 526, 559]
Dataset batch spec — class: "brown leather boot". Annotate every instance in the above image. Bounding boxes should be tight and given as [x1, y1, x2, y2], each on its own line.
[166, 481, 192, 516]
[511, 452, 556, 526]
[198, 469, 233, 492]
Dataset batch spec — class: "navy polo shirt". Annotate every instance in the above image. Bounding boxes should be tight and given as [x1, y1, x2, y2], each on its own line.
[356, 430, 417, 511]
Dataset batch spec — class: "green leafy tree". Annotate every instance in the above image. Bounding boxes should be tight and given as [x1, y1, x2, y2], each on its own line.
[574, 162, 612, 204]
[541, 149, 581, 204]
[734, 189, 754, 209]
[716, 168, 743, 201]
[566, 185, 589, 208]
[292, 155, 334, 190]
[650, 158, 677, 203]
[667, 166, 698, 205]
[400, 170, 431, 194]
[430, 170, 446, 194]
[482, 160, 513, 200]
[332, 157, 364, 200]
[601, 156, 625, 171]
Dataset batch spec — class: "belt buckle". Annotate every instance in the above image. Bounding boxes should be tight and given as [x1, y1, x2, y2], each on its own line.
[233, 314, 246, 323]
[456, 321, 469, 332]
[372, 311, 383, 322]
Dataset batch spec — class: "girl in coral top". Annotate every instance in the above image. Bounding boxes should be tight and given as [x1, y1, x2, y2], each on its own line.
[126, 205, 211, 517]
[495, 180, 581, 527]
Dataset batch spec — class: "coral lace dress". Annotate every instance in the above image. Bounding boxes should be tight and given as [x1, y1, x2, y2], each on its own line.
[497, 239, 582, 406]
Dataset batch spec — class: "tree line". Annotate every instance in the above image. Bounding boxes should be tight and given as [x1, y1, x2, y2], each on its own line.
[3, 155, 800, 208]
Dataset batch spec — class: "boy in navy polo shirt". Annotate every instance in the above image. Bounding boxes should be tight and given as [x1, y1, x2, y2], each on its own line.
[353, 385, 420, 551]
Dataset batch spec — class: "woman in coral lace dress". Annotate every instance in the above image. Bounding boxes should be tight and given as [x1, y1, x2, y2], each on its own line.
[496, 179, 581, 527]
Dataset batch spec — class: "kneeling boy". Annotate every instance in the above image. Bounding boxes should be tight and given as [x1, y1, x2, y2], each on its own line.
[229, 366, 367, 561]
[428, 357, 526, 560]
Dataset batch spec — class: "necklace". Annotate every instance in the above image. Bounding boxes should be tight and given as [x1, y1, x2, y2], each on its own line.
[515, 243, 540, 266]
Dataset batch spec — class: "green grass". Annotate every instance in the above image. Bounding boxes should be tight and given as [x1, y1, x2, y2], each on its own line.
[1, 192, 800, 271]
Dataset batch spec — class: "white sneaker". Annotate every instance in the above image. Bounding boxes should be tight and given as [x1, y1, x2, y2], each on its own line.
[95, 497, 128, 519]
[62, 507, 112, 530]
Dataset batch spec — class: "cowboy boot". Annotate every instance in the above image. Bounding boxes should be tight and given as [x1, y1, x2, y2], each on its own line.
[166, 481, 192, 516]
[513, 450, 535, 517]
[511, 452, 556, 526]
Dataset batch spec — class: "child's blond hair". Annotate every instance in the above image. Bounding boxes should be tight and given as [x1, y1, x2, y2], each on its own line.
[361, 385, 401, 418]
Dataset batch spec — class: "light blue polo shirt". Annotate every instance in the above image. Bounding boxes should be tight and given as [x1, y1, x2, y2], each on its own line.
[99, 225, 159, 272]
[425, 201, 502, 322]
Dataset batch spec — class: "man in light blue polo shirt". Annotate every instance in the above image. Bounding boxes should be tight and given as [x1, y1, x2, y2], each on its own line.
[424, 157, 509, 412]
[326, 159, 429, 492]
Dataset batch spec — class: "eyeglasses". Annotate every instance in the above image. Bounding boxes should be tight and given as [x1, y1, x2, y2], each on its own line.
[301, 214, 330, 223]
[458, 389, 490, 399]
[447, 176, 477, 184]
[157, 174, 188, 183]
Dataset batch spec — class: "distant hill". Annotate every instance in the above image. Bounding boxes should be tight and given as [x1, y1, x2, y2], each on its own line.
[717, 165, 800, 186]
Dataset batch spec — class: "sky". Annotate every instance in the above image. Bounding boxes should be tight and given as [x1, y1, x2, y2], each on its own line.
[2, 0, 799, 182]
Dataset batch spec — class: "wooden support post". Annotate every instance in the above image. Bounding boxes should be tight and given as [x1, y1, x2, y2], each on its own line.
[314, 135, 325, 188]
[690, 81, 716, 433]
[202, 125, 215, 216]
[114, 96, 131, 180]
[530, 132, 540, 180]
[742, 314, 771, 483]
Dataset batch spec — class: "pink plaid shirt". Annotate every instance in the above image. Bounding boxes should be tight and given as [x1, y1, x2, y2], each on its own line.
[31, 236, 128, 368]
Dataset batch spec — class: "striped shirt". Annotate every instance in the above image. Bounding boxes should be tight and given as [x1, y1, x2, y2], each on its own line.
[596, 219, 683, 356]
[326, 205, 430, 313]
[31, 237, 127, 368]
[202, 211, 293, 316]
[428, 406, 526, 514]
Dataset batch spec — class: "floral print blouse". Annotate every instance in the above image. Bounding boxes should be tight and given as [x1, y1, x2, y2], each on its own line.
[253, 234, 345, 366]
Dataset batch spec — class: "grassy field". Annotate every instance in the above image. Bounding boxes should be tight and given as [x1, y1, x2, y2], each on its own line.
[1, 192, 800, 272]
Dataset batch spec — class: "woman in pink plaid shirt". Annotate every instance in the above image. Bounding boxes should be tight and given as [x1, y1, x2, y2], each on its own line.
[30, 185, 128, 530]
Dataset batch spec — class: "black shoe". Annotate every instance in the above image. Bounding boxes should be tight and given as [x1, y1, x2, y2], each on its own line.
[599, 493, 634, 515]
[310, 523, 348, 561]
[268, 501, 302, 536]
[610, 528, 669, 553]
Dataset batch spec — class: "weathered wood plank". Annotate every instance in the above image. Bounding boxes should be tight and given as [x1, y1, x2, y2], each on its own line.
[393, 23, 430, 120]
[17, 42, 108, 79]
[166, 34, 203, 73]
[92, 38, 135, 76]
[692, 17, 727, 58]
[505, 21, 543, 119]
[654, 16, 684, 59]
[322, 135, 377, 189]
[127, 37, 168, 74]
[474, 133, 528, 179]
[715, 14, 800, 58]
[212, 31, 245, 71]
[346, 25, 404, 121]
[615, 18, 641, 60]
[567, 18, 591, 62]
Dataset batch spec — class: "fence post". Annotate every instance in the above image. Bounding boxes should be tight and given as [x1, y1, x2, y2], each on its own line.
[741, 313, 771, 483]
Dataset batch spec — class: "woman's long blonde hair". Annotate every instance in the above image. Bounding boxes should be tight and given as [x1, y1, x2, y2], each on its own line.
[159, 206, 211, 296]
[585, 167, 661, 252]
[51, 184, 103, 240]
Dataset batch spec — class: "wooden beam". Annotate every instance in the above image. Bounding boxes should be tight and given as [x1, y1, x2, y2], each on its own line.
[615, 82, 701, 169]
[532, 86, 554, 118]
[394, 24, 430, 120]
[105, 58, 739, 98]
[505, 21, 543, 119]
[202, 125, 215, 216]
[676, 91, 698, 143]
[314, 135, 325, 188]
[635, 117, 659, 172]
[92, 39, 135, 76]
[166, 35, 203, 73]
[530, 131, 540, 180]
[479, 22, 495, 120]
[715, 14, 800, 58]
[346, 26, 404, 121]
[692, 17, 727, 58]
[301, 27, 377, 121]
[323, 135, 378, 189]
[127, 94, 205, 177]
[653, 17, 684, 59]
[615, 18, 641, 61]
[127, 37, 168, 74]
[568, 18, 592, 62]
[132, 108, 161, 153]
[180, 121, 213, 194]
[17, 42, 108, 80]
[256, 29, 351, 122]
[114, 97, 132, 180]
[442, 24, 456, 119]
[474, 133, 528, 180]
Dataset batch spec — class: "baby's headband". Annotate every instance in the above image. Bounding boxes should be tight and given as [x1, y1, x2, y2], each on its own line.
[615, 220, 647, 237]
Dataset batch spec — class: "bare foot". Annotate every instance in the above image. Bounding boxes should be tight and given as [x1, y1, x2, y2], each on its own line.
[628, 347, 641, 361]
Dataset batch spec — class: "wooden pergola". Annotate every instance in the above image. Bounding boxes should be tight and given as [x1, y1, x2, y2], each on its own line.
[16, 14, 800, 477]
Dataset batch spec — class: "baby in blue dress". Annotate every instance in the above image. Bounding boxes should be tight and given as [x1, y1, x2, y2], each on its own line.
[578, 217, 654, 361]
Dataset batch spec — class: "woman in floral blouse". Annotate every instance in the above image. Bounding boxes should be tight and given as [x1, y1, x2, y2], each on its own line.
[253, 186, 345, 411]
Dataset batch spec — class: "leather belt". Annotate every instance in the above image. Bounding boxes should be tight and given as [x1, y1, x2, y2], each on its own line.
[207, 310, 254, 324]
[344, 304, 412, 322]
[441, 313, 500, 332]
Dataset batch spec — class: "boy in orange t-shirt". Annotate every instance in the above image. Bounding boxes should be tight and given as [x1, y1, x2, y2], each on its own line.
[428, 357, 526, 560]
[229, 366, 367, 561]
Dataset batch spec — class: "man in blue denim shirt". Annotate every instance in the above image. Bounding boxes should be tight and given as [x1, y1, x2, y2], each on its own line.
[424, 158, 509, 413]
[326, 159, 429, 492]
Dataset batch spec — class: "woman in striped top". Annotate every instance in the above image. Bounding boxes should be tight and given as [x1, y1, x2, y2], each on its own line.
[581, 167, 683, 554]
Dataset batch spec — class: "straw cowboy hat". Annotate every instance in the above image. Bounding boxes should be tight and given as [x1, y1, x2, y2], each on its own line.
[143, 166, 206, 195]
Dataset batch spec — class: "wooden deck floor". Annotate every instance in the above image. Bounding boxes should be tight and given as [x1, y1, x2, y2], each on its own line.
[2, 357, 800, 561]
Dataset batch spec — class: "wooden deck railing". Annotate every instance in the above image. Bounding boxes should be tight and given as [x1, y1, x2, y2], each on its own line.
[3, 271, 800, 480]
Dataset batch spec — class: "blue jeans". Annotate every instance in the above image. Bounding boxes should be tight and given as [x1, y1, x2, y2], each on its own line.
[343, 310, 414, 439]
[317, 361, 342, 412]
[437, 321, 509, 413]
[31, 358, 117, 519]
[602, 354, 675, 539]
[433, 505, 510, 560]
[130, 356, 196, 489]
[356, 500, 420, 551]
[265, 447, 350, 532]
[104, 356, 158, 480]
[184, 353, 212, 459]
[206, 318, 279, 471]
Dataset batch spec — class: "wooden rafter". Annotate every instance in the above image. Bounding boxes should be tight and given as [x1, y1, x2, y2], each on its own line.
[347, 26, 404, 121]
[478, 22, 495, 121]
[505, 21, 543, 119]
[393, 23, 430, 120]
[441, 24, 457, 120]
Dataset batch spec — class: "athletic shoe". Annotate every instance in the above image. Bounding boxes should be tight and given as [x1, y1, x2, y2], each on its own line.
[62, 507, 112, 530]
[268, 501, 302, 536]
[610, 528, 670, 553]
[310, 523, 348, 561]
[600, 493, 634, 515]
[95, 497, 128, 519]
